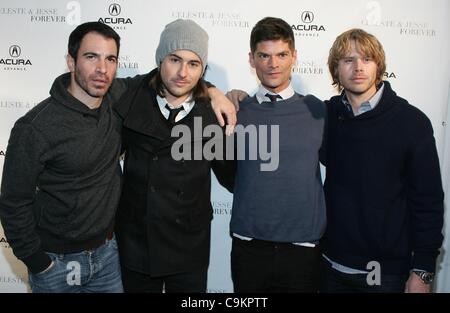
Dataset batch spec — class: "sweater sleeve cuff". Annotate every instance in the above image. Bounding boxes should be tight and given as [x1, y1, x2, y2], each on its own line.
[412, 252, 439, 273]
[21, 249, 52, 274]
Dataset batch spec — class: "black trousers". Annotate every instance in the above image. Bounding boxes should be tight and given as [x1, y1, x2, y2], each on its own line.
[121, 265, 208, 293]
[231, 237, 320, 293]
[319, 257, 408, 293]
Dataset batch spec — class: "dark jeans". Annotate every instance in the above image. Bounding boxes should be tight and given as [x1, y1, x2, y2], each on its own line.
[121, 266, 208, 293]
[231, 237, 320, 293]
[320, 258, 408, 293]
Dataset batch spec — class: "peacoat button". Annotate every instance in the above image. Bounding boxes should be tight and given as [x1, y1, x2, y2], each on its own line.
[175, 218, 182, 224]
[150, 186, 156, 192]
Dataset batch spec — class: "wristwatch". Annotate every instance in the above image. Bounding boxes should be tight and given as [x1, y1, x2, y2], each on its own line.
[412, 270, 435, 284]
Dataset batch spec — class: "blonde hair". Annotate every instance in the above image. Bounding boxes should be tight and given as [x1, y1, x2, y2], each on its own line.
[328, 28, 386, 91]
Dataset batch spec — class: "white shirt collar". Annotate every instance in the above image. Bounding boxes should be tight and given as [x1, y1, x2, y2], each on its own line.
[156, 94, 195, 122]
[255, 84, 295, 104]
[157, 94, 194, 111]
[342, 82, 385, 116]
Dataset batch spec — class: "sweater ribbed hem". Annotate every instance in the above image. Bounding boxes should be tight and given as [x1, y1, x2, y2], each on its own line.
[36, 223, 114, 255]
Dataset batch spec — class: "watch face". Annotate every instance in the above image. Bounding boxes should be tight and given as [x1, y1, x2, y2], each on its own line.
[420, 272, 434, 284]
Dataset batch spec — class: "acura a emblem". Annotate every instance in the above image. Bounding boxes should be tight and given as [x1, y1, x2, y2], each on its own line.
[109, 4, 121, 16]
[301, 11, 314, 23]
[9, 45, 21, 58]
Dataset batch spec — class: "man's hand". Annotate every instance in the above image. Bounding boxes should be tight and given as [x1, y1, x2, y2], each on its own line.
[404, 272, 431, 293]
[209, 87, 237, 135]
[225, 89, 249, 112]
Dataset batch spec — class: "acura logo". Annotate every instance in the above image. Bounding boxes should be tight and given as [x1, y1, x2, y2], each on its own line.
[9, 45, 21, 58]
[109, 4, 121, 16]
[301, 11, 314, 23]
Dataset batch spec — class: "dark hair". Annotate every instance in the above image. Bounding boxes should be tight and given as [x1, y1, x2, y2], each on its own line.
[250, 17, 295, 53]
[68, 22, 121, 61]
[328, 28, 386, 91]
[150, 67, 210, 103]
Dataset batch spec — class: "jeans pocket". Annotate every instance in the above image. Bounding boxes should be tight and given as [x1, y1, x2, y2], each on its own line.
[33, 253, 60, 277]
[28, 254, 73, 293]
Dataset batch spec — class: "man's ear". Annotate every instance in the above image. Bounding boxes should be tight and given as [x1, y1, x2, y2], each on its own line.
[248, 51, 255, 69]
[66, 54, 75, 72]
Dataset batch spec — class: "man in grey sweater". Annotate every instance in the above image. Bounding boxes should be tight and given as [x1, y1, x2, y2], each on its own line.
[228, 17, 326, 292]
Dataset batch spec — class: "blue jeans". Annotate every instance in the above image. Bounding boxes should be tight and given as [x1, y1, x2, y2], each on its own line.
[28, 236, 123, 293]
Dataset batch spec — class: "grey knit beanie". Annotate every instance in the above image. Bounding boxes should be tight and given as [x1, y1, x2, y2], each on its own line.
[155, 19, 209, 73]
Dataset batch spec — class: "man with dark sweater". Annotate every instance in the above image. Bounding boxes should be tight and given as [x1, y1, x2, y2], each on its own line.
[0, 22, 124, 293]
[229, 17, 326, 292]
[320, 28, 444, 293]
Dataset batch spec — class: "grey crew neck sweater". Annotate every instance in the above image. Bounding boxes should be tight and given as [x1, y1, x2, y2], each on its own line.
[230, 93, 327, 243]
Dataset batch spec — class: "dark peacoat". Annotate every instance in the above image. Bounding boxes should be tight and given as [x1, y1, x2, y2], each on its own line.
[114, 72, 233, 276]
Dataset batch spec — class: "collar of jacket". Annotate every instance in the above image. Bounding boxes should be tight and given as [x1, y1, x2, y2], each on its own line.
[116, 69, 217, 140]
[330, 80, 400, 121]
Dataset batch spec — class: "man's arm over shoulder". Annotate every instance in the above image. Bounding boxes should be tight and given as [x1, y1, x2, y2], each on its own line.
[110, 70, 157, 115]
[0, 119, 52, 274]
[207, 87, 237, 134]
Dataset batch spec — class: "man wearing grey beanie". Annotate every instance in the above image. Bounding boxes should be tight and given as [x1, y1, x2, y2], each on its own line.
[114, 19, 234, 293]
[156, 19, 209, 75]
